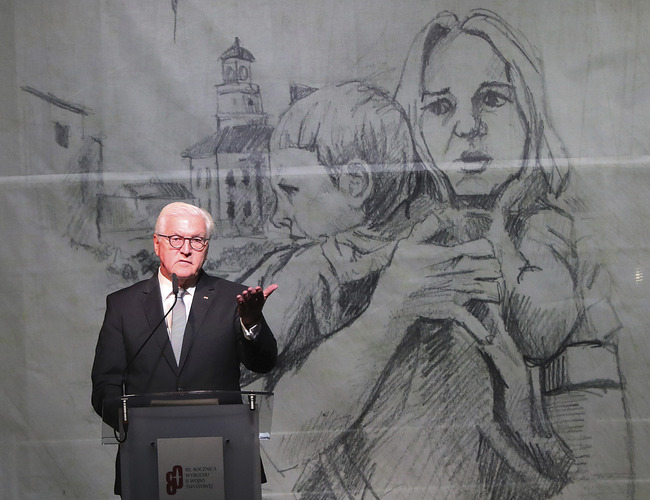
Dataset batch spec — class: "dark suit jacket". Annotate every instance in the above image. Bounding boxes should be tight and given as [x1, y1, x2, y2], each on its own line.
[91, 270, 277, 493]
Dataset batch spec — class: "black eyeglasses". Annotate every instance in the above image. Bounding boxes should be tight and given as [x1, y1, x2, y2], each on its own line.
[157, 234, 209, 251]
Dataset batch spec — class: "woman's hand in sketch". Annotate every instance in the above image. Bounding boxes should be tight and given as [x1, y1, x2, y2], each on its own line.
[377, 212, 503, 343]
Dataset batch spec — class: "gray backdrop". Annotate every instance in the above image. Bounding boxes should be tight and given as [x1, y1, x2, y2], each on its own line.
[1, 0, 649, 498]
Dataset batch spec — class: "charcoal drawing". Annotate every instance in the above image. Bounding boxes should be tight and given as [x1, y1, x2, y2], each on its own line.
[45, 6, 633, 499]
[250, 9, 633, 499]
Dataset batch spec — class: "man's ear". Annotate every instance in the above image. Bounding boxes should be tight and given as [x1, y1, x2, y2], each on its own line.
[340, 160, 372, 209]
[152, 234, 161, 258]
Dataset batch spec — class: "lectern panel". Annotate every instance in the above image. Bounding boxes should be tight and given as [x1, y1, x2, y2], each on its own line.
[120, 404, 261, 500]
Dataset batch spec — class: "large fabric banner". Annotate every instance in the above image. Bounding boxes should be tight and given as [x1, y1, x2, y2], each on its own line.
[2, 0, 649, 498]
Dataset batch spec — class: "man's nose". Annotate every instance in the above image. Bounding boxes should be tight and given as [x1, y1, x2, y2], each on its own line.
[179, 239, 193, 253]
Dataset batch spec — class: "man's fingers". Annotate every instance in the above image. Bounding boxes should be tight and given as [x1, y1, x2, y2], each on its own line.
[263, 284, 279, 299]
[238, 284, 277, 310]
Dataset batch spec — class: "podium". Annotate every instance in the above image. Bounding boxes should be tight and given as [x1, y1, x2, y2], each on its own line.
[102, 390, 273, 500]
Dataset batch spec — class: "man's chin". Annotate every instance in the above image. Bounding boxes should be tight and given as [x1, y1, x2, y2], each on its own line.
[173, 268, 201, 285]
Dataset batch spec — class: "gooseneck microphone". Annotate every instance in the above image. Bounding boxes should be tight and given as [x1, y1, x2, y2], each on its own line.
[118, 273, 179, 441]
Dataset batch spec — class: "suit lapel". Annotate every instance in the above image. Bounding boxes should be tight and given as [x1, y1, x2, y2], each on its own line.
[142, 275, 179, 375]
[179, 273, 217, 370]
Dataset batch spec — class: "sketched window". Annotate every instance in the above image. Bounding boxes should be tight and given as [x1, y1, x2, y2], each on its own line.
[226, 201, 235, 221]
[243, 200, 252, 218]
[242, 168, 250, 186]
[224, 66, 235, 83]
[54, 122, 70, 148]
[226, 170, 236, 187]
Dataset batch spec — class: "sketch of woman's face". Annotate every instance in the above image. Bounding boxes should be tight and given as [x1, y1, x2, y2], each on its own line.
[419, 33, 528, 197]
[269, 148, 365, 239]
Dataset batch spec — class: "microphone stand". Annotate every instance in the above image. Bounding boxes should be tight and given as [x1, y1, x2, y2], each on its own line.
[115, 274, 179, 443]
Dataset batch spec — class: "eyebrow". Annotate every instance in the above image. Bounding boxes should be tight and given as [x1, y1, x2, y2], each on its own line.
[476, 81, 515, 92]
[421, 87, 451, 99]
[421, 80, 515, 99]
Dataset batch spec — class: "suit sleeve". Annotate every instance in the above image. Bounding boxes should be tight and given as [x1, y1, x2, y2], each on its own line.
[236, 314, 277, 374]
[91, 293, 127, 430]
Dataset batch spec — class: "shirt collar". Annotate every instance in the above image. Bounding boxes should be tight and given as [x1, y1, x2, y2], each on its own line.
[157, 268, 196, 300]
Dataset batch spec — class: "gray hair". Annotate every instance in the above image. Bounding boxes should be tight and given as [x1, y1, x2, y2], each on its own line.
[154, 202, 215, 238]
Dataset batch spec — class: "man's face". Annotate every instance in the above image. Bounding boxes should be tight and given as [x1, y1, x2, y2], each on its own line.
[153, 214, 209, 287]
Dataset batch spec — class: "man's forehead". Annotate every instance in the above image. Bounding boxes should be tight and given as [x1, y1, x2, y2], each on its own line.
[164, 214, 207, 235]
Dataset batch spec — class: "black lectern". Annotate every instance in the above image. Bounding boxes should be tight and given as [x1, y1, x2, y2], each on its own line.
[102, 391, 273, 500]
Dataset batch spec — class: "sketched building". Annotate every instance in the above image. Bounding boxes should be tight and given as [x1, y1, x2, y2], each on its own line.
[183, 38, 273, 237]
[19, 85, 104, 243]
[19, 85, 96, 175]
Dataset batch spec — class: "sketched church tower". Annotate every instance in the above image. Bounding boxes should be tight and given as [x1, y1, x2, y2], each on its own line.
[183, 38, 274, 237]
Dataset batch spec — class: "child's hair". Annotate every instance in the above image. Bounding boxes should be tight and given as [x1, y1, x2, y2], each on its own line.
[270, 81, 420, 228]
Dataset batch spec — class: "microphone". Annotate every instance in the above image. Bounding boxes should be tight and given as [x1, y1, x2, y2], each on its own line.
[119, 273, 180, 437]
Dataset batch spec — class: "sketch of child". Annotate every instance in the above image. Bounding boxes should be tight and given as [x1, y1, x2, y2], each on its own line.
[291, 9, 631, 500]
[241, 81, 437, 393]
